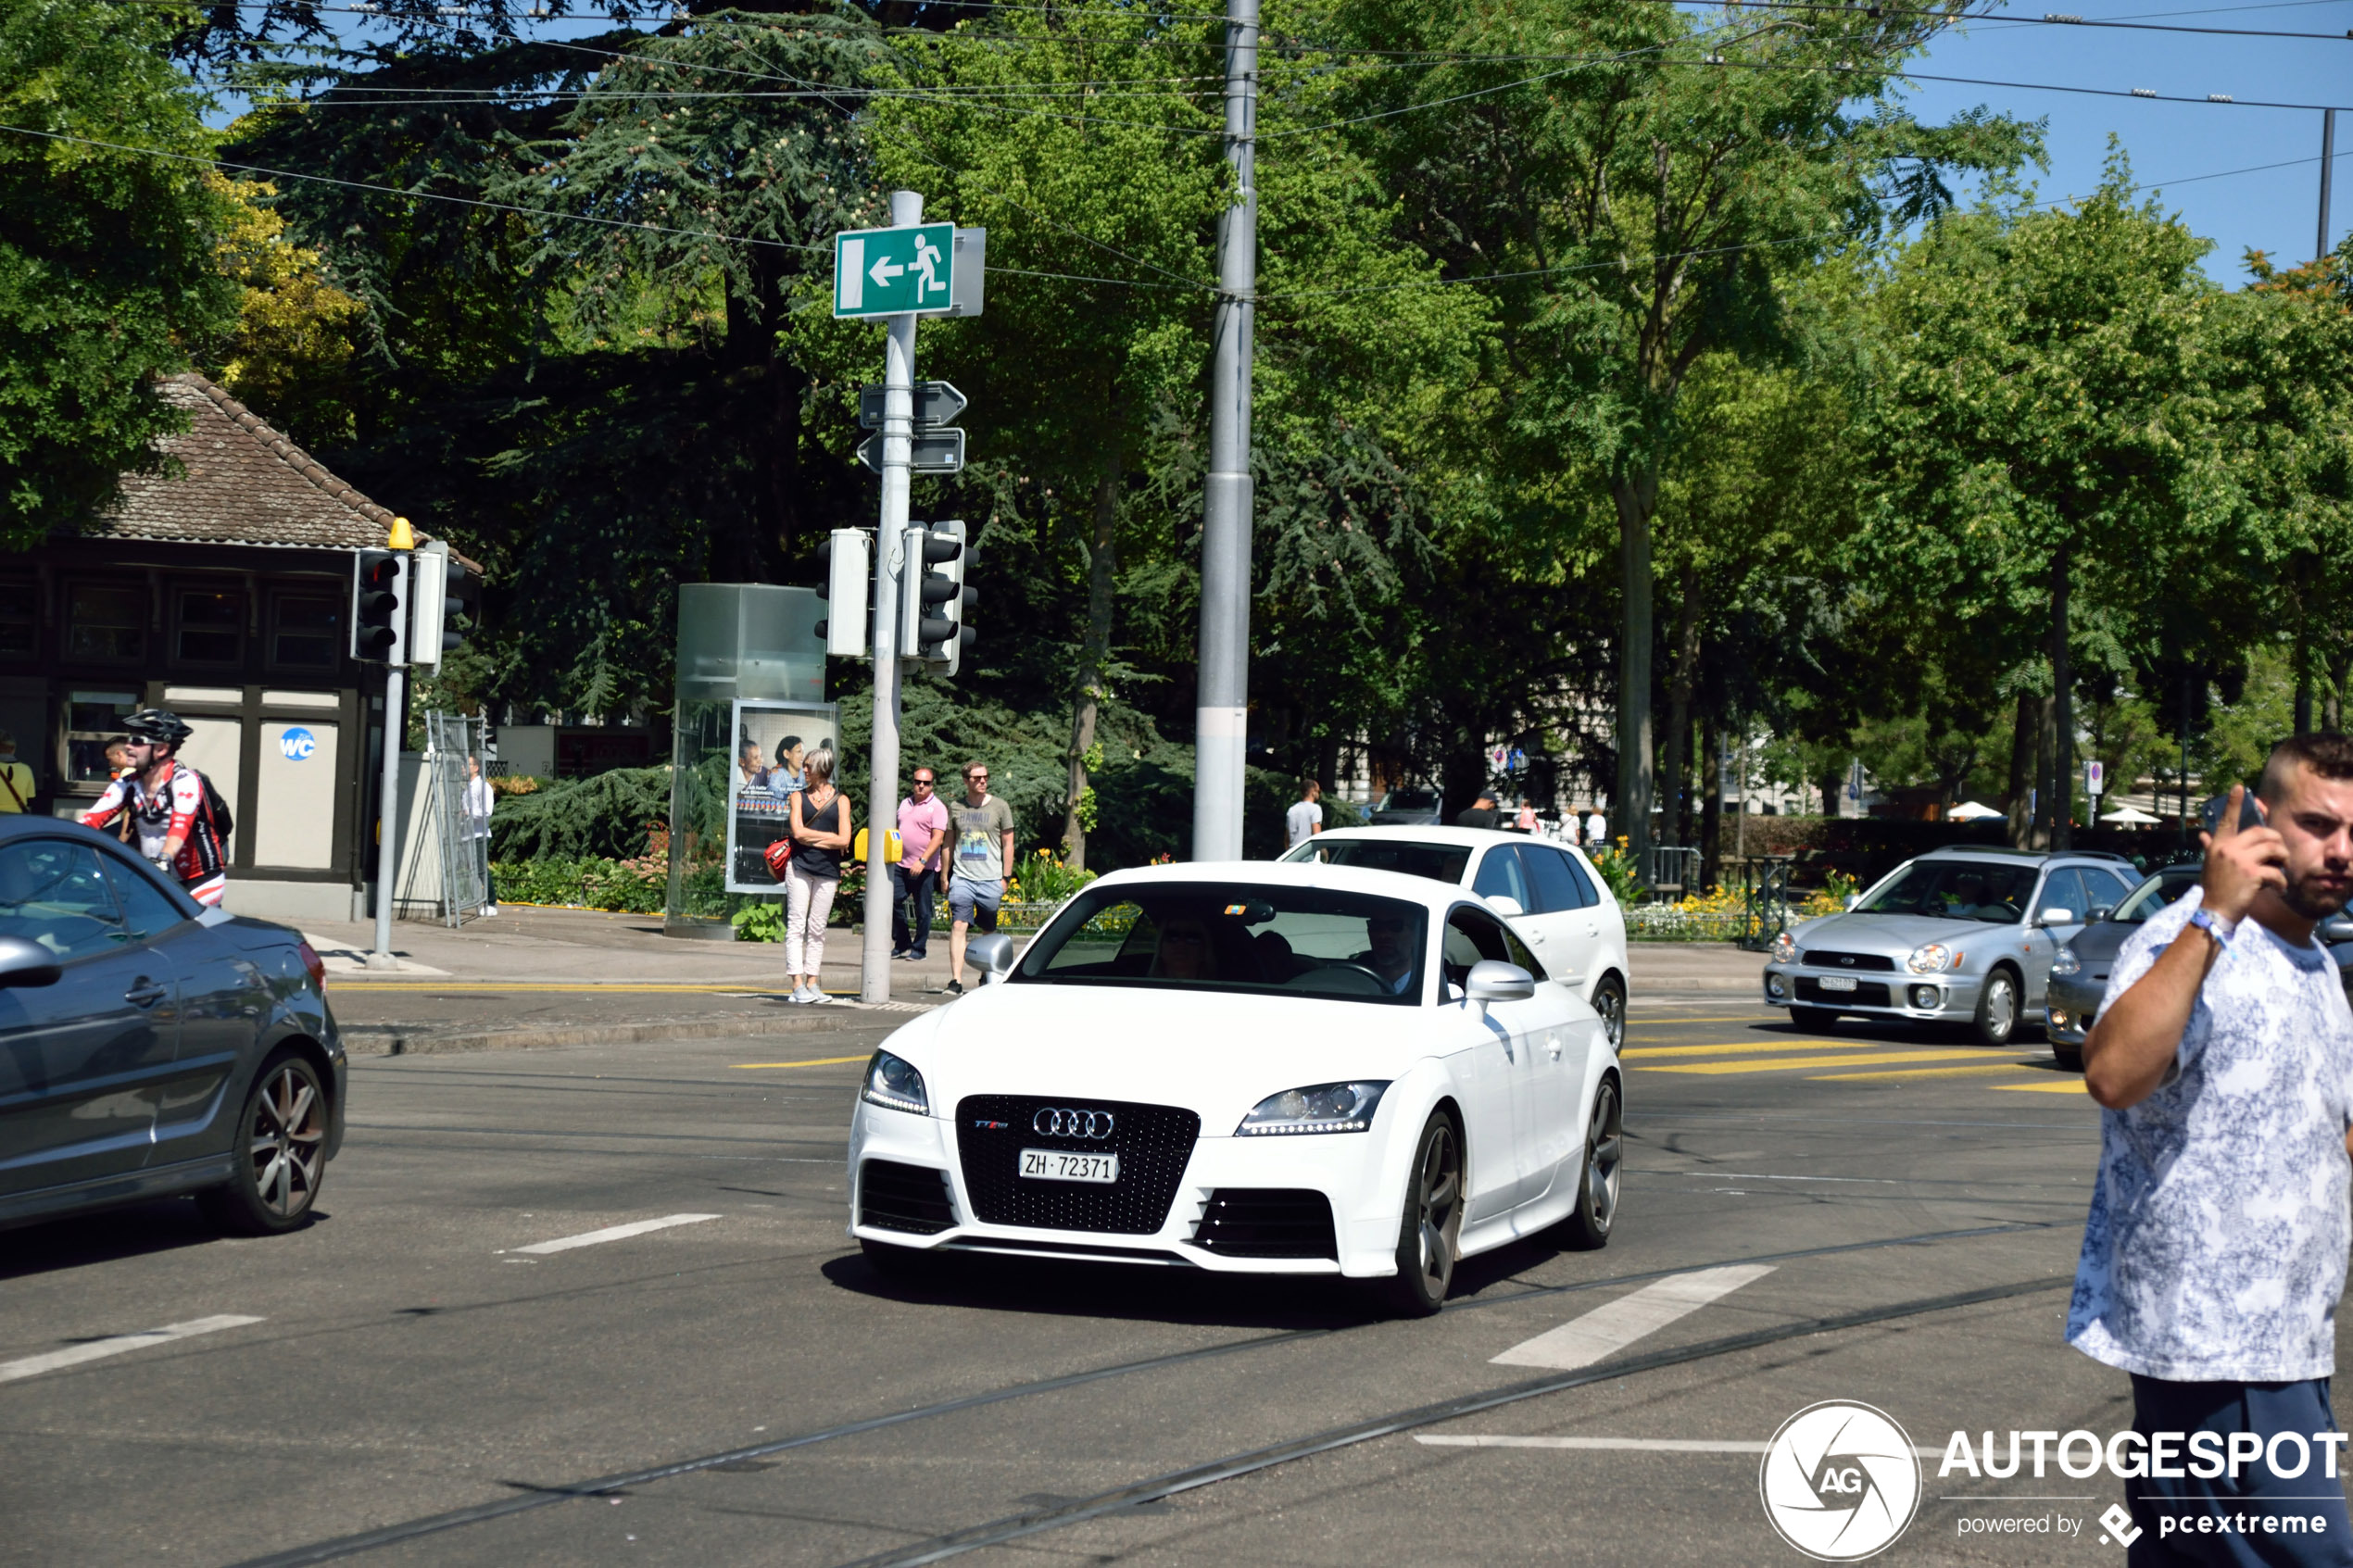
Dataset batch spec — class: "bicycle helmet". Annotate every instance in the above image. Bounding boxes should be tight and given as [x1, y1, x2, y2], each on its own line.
[122, 709, 194, 746]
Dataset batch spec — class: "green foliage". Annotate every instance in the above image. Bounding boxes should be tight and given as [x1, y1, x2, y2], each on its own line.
[490, 854, 667, 912]
[731, 899, 785, 943]
[486, 765, 670, 861]
[0, 0, 241, 538]
[1588, 841, 1643, 907]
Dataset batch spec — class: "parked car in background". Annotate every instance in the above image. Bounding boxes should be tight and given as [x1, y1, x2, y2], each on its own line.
[0, 819, 346, 1236]
[1367, 789, 1444, 827]
[1761, 846, 2143, 1046]
[1283, 826, 1629, 1048]
[2046, 864, 2353, 1071]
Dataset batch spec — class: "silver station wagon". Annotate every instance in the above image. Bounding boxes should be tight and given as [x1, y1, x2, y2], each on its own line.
[1760, 847, 2143, 1046]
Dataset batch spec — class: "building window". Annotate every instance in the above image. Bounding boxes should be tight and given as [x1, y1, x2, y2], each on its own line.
[271, 593, 339, 670]
[66, 584, 144, 662]
[66, 691, 140, 784]
[175, 588, 243, 664]
[0, 582, 32, 658]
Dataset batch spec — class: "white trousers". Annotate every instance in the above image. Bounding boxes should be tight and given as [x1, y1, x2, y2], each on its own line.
[785, 861, 837, 976]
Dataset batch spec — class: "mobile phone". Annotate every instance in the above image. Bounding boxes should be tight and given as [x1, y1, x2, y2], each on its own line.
[2199, 792, 2267, 835]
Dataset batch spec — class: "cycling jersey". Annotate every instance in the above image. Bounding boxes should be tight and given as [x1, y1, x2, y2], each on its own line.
[81, 760, 227, 906]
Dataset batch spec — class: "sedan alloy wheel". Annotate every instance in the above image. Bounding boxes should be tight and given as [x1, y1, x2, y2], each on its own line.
[198, 1050, 328, 1235]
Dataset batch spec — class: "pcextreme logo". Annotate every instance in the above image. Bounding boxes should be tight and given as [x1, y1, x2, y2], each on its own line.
[1760, 1401, 1923, 1562]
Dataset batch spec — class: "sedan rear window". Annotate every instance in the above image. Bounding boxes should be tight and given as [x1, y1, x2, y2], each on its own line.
[1015, 883, 1428, 1005]
[1281, 837, 1472, 884]
[1855, 861, 2038, 923]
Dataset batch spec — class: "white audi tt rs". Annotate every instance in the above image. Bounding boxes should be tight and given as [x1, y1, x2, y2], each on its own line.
[847, 861, 1623, 1315]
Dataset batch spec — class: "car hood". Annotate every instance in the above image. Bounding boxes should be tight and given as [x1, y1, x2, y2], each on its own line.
[1792, 911, 2020, 955]
[874, 981, 1466, 1131]
[2059, 921, 2135, 964]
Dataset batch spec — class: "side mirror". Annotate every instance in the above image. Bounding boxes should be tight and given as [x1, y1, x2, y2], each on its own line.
[966, 932, 1015, 985]
[2087, 906, 2116, 925]
[1465, 960, 1535, 1008]
[2322, 916, 2353, 946]
[2039, 908, 2077, 927]
[0, 935, 61, 987]
[1484, 895, 1525, 918]
[1844, 895, 1861, 911]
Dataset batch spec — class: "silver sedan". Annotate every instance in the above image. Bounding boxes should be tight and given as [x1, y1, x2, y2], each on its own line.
[1759, 847, 2142, 1047]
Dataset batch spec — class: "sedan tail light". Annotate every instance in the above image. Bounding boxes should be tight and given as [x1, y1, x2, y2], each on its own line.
[296, 941, 328, 991]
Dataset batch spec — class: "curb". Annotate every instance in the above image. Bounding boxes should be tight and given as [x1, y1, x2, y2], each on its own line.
[341, 1007, 926, 1059]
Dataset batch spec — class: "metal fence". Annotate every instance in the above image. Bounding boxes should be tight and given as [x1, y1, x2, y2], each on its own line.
[398, 711, 490, 928]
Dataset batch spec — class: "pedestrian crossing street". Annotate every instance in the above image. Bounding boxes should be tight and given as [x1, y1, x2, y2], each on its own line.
[1622, 1025, 2088, 1094]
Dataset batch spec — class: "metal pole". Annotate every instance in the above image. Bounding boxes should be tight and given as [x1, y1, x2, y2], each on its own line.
[1191, 0, 1257, 863]
[370, 666, 403, 969]
[862, 189, 921, 1004]
[2322, 108, 2336, 264]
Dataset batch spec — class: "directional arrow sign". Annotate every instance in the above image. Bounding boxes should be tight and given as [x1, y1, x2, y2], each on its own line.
[835, 223, 958, 318]
[859, 382, 968, 431]
[857, 428, 966, 476]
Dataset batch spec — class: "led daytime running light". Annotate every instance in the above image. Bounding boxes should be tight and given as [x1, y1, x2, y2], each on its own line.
[862, 1050, 929, 1116]
[1236, 1080, 1390, 1136]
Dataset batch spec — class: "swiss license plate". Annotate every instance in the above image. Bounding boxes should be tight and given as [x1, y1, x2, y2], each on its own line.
[1019, 1148, 1119, 1184]
[1818, 974, 1858, 993]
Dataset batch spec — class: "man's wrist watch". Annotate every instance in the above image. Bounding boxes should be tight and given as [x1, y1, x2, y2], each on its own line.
[2189, 908, 2235, 947]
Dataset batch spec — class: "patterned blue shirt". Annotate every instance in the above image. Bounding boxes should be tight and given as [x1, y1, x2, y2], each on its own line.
[2067, 888, 2353, 1382]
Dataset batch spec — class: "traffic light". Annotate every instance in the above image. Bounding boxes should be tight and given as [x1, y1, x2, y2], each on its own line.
[904, 520, 975, 676]
[351, 547, 409, 664]
[405, 542, 481, 667]
[815, 528, 871, 657]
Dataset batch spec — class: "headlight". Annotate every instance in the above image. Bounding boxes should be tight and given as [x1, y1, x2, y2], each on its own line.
[2052, 944, 2080, 978]
[1770, 932, 1798, 965]
[862, 1050, 928, 1115]
[1906, 943, 1960, 973]
[1236, 1081, 1390, 1135]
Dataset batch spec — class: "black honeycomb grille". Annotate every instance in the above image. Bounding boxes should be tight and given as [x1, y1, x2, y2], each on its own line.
[860, 1160, 957, 1235]
[955, 1096, 1201, 1235]
[1191, 1188, 1338, 1260]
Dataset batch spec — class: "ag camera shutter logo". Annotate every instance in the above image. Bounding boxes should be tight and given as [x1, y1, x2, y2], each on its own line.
[1759, 1400, 1920, 1561]
[278, 727, 317, 762]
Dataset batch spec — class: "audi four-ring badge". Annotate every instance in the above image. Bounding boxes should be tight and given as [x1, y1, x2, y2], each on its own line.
[846, 860, 1627, 1317]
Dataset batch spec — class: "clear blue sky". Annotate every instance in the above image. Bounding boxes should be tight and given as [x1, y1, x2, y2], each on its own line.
[1891, 0, 2353, 282]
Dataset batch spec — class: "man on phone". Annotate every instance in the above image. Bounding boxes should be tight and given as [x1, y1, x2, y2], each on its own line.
[2071, 734, 2353, 1562]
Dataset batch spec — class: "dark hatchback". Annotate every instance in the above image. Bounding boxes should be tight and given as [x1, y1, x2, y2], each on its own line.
[2045, 864, 2353, 1071]
[0, 818, 346, 1236]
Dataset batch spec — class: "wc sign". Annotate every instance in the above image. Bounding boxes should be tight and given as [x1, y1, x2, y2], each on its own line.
[279, 727, 317, 762]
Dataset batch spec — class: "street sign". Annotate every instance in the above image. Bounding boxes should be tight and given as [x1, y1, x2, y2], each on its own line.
[834, 225, 986, 319]
[859, 381, 968, 431]
[2086, 759, 2106, 797]
[857, 428, 965, 476]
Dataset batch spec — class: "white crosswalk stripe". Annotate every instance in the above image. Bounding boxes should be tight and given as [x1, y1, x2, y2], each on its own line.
[1490, 1264, 1777, 1370]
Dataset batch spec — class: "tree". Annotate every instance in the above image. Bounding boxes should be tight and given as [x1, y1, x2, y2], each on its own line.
[0, 0, 240, 540]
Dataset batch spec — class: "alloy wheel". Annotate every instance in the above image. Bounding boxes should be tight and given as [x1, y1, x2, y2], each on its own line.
[1413, 1123, 1462, 1300]
[1593, 978, 1626, 1051]
[1584, 1084, 1622, 1234]
[247, 1061, 326, 1218]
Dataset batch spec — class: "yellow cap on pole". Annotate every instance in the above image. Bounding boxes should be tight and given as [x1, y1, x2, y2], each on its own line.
[387, 515, 417, 550]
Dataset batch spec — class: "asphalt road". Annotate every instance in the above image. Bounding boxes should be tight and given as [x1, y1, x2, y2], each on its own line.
[4, 997, 2284, 1567]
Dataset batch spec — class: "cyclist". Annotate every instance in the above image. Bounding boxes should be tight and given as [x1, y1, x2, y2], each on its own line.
[80, 709, 230, 907]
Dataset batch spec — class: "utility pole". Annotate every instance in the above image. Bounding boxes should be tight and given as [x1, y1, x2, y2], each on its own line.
[861, 189, 921, 1005]
[1191, 0, 1257, 862]
[2322, 108, 2337, 264]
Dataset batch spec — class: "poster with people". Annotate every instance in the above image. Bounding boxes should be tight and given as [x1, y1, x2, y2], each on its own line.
[724, 700, 839, 894]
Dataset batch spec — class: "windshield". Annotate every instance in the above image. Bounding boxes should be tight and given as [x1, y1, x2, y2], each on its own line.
[1280, 837, 1471, 884]
[1854, 860, 2037, 924]
[1013, 882, 1428, 1005]
[2114, 869, 2200, 923]
[1378, 790, 1439, 811]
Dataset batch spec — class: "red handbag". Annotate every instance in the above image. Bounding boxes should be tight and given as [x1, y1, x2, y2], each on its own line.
[763, 837, 793, 877]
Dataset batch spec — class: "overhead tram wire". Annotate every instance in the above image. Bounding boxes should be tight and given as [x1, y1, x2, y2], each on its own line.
[1645, 0, 2353, 44]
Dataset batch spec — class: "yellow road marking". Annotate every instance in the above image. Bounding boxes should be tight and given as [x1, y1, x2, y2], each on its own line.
[1642, 1048, 2022, 1076]
[731, 1055, 873, 1070]
[1995, 1080, 2091, 1094]
[1625, 1016, 1776, 1026]
[1806, 1061, 2039, 1082]
[1623, 1039, 1865, 1059]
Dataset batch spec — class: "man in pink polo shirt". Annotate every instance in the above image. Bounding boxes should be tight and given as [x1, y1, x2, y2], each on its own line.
[891, 766, 952, 961]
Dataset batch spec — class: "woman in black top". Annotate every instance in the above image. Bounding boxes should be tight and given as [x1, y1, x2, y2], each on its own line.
[784, 746, 854, 1004]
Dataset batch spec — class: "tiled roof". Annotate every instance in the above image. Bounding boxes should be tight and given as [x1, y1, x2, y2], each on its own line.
[90, 372, 396, 551]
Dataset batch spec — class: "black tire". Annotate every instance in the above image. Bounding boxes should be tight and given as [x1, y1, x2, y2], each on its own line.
[196, 1048, 328, 1236]
[1375, 1112, 1464, 1318]
[1559, 1078, 1622, 1250]
[2051, 1043, 2083, 1073]
[1790, 1006, 1842, 1033]
[1972, 968, 2022, 1047]
[1590, 973, 1627, 1054]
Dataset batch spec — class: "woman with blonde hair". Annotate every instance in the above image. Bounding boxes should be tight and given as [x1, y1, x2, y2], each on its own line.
[783, 746, 853, 1004]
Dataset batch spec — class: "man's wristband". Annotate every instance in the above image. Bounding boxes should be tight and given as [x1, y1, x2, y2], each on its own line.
[2189, 908, 2235, 947]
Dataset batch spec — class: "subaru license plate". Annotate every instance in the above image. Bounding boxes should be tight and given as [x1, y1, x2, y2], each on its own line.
[1818, 974, 1857, 992]
[1019, 1148, 1119, 1184]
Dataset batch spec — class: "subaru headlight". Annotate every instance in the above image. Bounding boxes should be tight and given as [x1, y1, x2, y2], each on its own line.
[1906, 943, 1960, 973]
[2052, 944, 2081, 978]
[862, 1050, 928, 1116]
[1236, 1081, 1389, 1135]
[1769, 931, 1798, 965]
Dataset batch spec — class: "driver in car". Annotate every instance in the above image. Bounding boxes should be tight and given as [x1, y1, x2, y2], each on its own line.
[1151, 917, 1217, 981]
[1355, 912, 1418, 996]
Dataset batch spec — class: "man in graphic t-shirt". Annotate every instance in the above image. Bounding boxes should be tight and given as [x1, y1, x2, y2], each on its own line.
[946, 759, 1015, 996]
